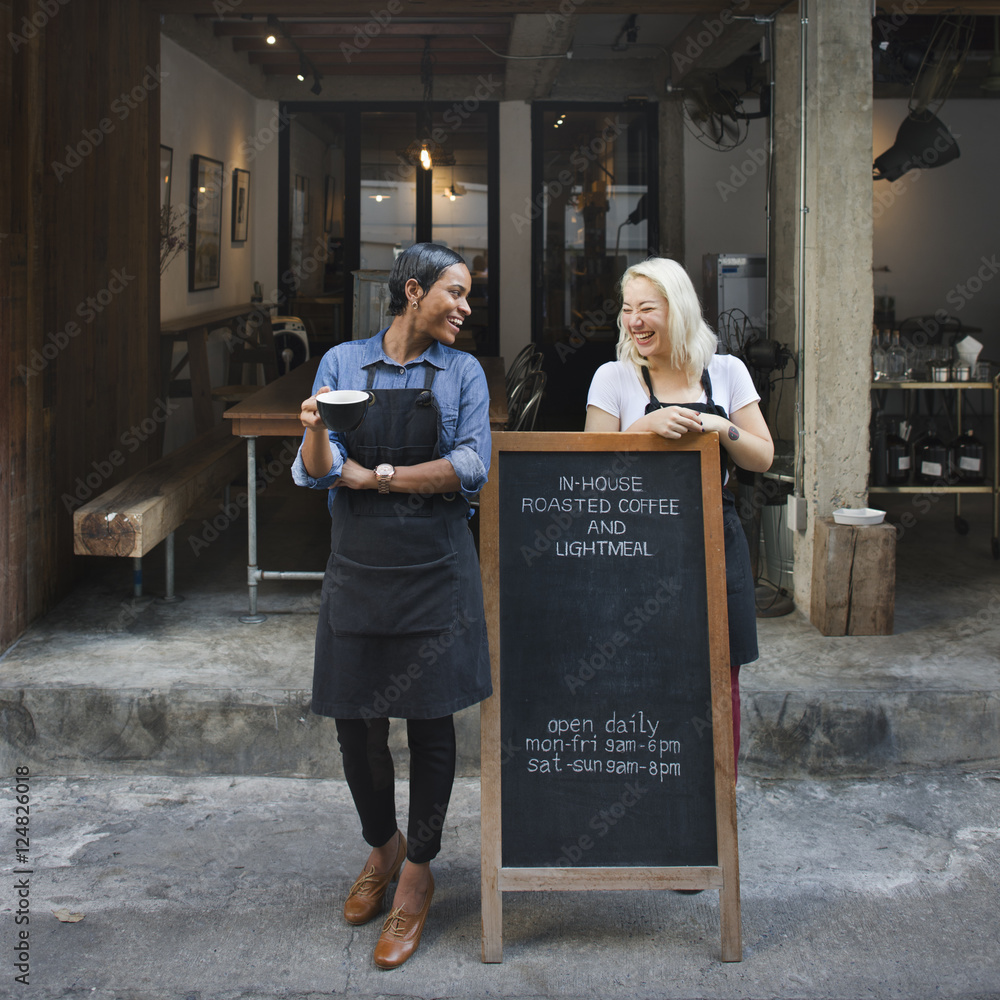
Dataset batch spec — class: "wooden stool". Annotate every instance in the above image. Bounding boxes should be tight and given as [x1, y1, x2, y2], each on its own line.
[810, 516, 896, 635]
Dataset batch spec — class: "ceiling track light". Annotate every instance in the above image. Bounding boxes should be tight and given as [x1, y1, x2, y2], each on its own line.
[310, 74, 323, 96]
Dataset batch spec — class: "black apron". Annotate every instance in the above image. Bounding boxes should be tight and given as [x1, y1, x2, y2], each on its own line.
[311, 362, 492, 719]
[642, 366, 758, 665]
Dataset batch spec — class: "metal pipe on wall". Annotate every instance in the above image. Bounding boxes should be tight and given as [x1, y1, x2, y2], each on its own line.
[794, 0, 809, 503]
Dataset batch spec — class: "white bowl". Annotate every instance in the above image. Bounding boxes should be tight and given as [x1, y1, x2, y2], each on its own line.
[832, 507, 886, 526]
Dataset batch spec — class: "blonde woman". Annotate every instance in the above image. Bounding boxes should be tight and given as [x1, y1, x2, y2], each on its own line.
[585, 257, 773, 772]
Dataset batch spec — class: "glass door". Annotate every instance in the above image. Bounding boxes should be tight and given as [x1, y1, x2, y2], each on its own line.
[280, 103, 498, 357]
[532, 104, 657, 428]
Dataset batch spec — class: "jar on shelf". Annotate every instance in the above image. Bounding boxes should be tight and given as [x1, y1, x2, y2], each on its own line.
[885, 426, 911, 484]
[915, 427, 948, 485]
[948, 429, 986, 486]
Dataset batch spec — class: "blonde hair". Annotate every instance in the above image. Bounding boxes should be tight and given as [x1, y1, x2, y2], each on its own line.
[616, 258, 718, 380]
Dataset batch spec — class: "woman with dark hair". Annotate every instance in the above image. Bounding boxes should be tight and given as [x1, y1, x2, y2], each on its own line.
[585, 257, 773, 776]
[293, 243, 491, 968]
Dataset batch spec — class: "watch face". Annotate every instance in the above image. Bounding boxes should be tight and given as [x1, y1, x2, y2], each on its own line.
[375, 464, 394, 476]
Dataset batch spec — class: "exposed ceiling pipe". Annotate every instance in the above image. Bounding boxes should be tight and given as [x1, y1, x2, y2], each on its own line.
[794, 0, 808, 505]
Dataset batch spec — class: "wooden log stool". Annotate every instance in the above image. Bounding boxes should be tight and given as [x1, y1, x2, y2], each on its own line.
[810, 516, 896, 636]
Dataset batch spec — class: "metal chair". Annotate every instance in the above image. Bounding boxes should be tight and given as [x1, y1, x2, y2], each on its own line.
[504, 343, 539, 396]
[506, 370, 546, 431]
[211, 312, 279, 405]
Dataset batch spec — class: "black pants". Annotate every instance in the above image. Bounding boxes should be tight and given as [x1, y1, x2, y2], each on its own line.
[335, 715, 456, 865]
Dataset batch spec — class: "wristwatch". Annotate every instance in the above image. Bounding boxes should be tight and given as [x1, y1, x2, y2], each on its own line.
[374, 463, 395, 494]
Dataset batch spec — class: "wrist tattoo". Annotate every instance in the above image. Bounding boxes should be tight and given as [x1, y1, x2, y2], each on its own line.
[728, 425, 740, 441]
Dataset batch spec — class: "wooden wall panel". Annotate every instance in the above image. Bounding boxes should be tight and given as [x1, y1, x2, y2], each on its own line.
[2, 0, 160, 650]
[2, 2, 32, 651]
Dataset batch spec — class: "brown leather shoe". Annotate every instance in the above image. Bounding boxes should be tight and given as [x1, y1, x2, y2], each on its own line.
[372, 873, 435, 969]
[343, 831, 406, 926]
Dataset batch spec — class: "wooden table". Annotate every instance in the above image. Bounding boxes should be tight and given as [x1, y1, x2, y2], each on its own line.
[479, 355, 508, 431]
[161, 303, 274, 434]
[224, 355, 506, 621]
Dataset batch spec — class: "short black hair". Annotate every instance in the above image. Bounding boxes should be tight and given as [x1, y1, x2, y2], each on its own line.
[387, 243, 466, 315]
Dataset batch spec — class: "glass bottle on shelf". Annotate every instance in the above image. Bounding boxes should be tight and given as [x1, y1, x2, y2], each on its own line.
[872, 330, 887, 381]
[915, 424, 948, 485]
[949, 429, 986, 486]
[887, 330, 907, 381]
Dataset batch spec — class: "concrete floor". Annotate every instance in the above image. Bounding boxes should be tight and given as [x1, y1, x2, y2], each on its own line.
[1, 472, 999, 999]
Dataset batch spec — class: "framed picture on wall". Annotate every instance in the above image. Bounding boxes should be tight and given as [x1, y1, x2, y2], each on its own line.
[232, 168, 251, 242]
[160, 145, 173, 210]
[323, 175, 335, 233]
[189, 154, 223, 292]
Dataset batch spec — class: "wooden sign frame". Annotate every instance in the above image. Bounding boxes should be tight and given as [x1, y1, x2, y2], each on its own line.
[479, 431, 741, 963]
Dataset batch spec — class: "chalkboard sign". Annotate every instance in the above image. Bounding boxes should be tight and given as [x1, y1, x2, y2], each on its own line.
[480, 432, 740, 964]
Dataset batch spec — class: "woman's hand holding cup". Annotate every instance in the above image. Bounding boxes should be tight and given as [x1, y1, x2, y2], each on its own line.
[300, 386, 333, 432]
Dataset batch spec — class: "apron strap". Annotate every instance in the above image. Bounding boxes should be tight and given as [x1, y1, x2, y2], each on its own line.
[700, 368, 715, 410]
[641, 366, 661, 408]
[642, 365, 715, 410]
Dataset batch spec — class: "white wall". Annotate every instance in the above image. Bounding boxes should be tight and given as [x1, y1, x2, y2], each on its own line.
[160, 36, 264, 318]
[873, 99, 1000, 362]
[159, 37, 279, 449]
[684, 117, 770, 293]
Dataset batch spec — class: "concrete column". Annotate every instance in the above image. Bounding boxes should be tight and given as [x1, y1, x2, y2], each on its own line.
[793, 1, 874, 609]
[658, 97, 685, 263]
[498, 100, 533, 362]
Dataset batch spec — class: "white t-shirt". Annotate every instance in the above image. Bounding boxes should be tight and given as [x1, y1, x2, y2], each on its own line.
[586, 354, 760, 431]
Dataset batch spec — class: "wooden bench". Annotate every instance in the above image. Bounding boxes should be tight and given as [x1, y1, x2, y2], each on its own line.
[73, 423, 246, 599]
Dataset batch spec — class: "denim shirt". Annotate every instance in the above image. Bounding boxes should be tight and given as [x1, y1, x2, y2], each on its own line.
[292, 331, 491, 512]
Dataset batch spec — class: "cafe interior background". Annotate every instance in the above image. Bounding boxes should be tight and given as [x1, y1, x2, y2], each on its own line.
[3, 0, 1000, 653]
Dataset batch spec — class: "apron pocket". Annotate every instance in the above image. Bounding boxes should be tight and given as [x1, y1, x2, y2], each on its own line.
[328, 551, 459, 637]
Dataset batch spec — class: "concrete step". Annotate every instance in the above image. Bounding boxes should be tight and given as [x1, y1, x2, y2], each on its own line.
[2, 483, 998, 780]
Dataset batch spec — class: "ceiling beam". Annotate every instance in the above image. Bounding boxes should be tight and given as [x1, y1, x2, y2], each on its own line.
[232, 36, 502, 53]
[212, 20, 510, 37]
[250, 53, 505, 75]
[502, 12, 576, 102]
[151, 2, 797, 15]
